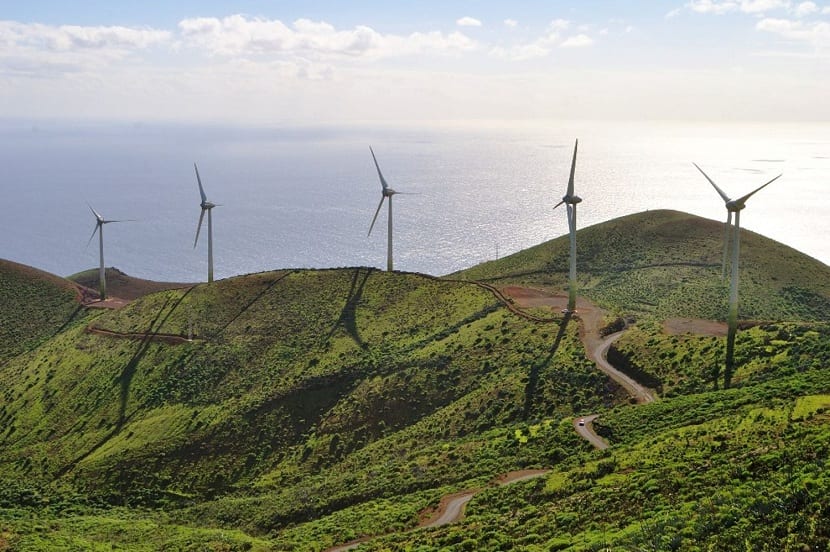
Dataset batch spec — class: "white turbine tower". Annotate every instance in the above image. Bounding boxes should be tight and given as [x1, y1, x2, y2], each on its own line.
[86, 205, 124, 301]
[553, 139, 581, 313]
[367, 146, 410, 272]
[694, 163, 781, 387]
[193, 163, 219, 283]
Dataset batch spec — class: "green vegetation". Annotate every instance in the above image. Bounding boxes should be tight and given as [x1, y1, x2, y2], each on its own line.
[455, 210, 830, 322]
[0, 259, 89, 363]
[1, 210, 829, 550]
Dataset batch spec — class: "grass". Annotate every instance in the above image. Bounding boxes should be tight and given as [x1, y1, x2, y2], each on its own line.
[1, 209, 829, 550]
[0, 259, 89, 363]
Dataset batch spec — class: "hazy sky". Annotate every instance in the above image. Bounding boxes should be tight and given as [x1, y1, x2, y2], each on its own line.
[2, 1, 829, 124]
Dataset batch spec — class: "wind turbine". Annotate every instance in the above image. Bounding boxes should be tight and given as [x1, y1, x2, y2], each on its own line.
[193, 163, 219, 283]
[694, 163, 781, 387]
[86, 205, 125, 301]
[367, 146, 409, 272]
[553, 139, 581, 313]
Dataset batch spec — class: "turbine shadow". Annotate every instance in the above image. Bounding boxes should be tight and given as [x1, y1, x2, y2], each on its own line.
[523, 312, 572, 420]
[211, 270, 294, 339]
[57, 287, 193, 478]
[325, 267, 374, 347]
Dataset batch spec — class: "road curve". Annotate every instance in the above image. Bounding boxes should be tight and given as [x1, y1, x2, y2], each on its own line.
[590, 330, 654, 404]
[421, 491, 476, 529]
[573, 414, 608, 450]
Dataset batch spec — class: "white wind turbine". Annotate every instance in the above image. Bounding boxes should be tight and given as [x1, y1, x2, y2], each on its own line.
[86, 205, 126, 301]
[553, 139, 582, 313]
[367, 146, 411, 272]
[694, 163, 781, 387]
[193, 163, 219, 283]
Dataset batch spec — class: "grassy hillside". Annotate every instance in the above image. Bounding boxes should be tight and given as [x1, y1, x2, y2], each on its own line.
[0, 266, 615, 549]
[454, 210, 830, 322]
[1, 210, 828, 550]
[0, 259, 88, 363]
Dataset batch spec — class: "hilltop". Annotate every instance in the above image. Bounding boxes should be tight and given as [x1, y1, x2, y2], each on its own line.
[69, 267, 192, 301]
[455, 209, 830, 322]
[0, 210, 828, 550]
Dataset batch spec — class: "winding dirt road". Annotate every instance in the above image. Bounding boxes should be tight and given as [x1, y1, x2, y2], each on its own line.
[573, 414, 608, 450]
[326, 285, 655, 551]
[588, 330, 654, 405]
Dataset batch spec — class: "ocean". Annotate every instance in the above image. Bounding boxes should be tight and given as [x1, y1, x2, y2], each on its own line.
[1, 119, 828, 282]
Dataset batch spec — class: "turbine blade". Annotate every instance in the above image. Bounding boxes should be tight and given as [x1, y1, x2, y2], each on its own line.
[86, 223, 99, 248]
[736, 173, 782, 204]
[194, 163, 207, 204]
[369, 146, 390, 191]
[194, 208, 206, 248]
[567, 139, 578, 197]
[693, 163, 731, 203]
[88, 203, 103, 221]
[726, 211, 732, 227]
[368, 197, 385, 237]
[553, 200, 564, 210]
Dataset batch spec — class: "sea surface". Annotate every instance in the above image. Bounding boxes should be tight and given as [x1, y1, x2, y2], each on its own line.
[1, 119, 828, 282]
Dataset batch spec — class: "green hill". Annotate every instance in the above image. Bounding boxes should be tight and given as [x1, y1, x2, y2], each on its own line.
[454, 209, 830, 322]
[0, 259, 87, 363]
[1, 211, 829, 551]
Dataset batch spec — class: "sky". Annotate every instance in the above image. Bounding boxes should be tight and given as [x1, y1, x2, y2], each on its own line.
[1, 1, 829, 124]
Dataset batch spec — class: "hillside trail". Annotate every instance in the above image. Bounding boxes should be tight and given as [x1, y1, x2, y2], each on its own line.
[325, 285, 654, 551]
[501, 286, 654, 405]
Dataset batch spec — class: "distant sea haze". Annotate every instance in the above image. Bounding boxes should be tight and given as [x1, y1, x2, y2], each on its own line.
[1, 119, 828, 282]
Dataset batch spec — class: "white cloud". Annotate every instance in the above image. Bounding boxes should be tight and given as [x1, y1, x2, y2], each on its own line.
[794, 1, 818, 15]
[740, 0, 791, 13]
[687, 0, 739, 14]
[456, 16, 482, 27]
[756, 16, 830, 49]
[823, 6, 830, 13]
[504, 19, 518, 28]
[178, 15, 478, 59]
[0, 20, 170, 53]
[490, 43, 551, 60]
[549, 19, 571, 31]
[561, 34, 594, 48]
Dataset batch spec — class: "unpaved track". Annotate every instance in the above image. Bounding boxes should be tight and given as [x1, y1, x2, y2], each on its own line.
[588, 330, 654, 405]
[326, 284, 656, 550]
[573, 414, 608, 450]
[325, 470, 549, 551]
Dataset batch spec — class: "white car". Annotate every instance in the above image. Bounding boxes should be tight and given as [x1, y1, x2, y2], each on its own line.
[578, 418, 585, 426]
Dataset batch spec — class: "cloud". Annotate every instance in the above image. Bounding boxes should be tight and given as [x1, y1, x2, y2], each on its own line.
[686, 0, 739, 14]
[490, 42, 551, 61]
[0, 20, 171, 78]
[549, 19, 571, 31]
[178, 15, 478, 59]
[0, 20, 170, 53]
[794, 1, 818, 16]
[756, 16, 830, 49]
[561, 34, 594, 47]
[504, 19, 518, 28]
[456, 16, 482, 27]
[682, 0, 790, 14]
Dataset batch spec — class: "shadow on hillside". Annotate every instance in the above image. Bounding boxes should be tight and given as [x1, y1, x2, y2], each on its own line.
[325, 267, 373, 347]
[523, 312, 571, 419]
[211, 270, 294, 339]
[58, 287, 193, 477]
[51, 303, 87, 338]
